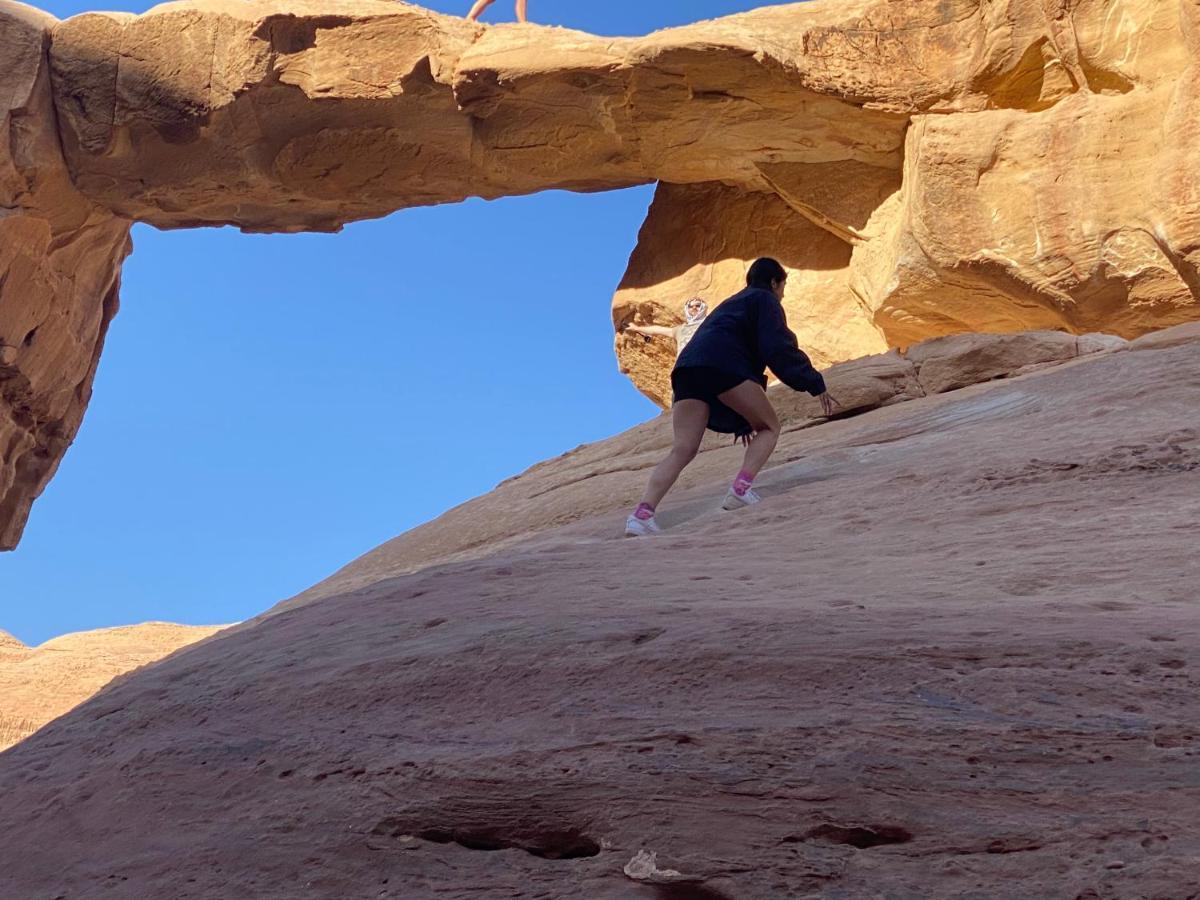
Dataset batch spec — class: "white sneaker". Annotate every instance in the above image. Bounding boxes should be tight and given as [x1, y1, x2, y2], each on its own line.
[624, 514, 662, 537]
[721, 487, 761, 510]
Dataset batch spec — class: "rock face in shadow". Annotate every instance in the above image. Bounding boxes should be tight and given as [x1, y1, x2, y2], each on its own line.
[2, 0, 1200, 546]
[0, 326, 1197, 898]
[0, 622, 223, 750]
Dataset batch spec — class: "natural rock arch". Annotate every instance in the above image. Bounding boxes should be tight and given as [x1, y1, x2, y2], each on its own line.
[2, 0, 1199, 548]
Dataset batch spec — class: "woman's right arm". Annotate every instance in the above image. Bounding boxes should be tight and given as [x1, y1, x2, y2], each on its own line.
[755, 295, 828, 397]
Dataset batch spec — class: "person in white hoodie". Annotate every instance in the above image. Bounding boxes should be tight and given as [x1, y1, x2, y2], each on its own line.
[467, 0, 528, 22]
[623, 297, 710, 358]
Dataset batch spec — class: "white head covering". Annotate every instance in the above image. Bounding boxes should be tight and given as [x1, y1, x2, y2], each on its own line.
[683, 298, 708, 325]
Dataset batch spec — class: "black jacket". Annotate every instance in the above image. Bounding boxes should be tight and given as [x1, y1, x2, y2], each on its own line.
[675, 287, 826, 435]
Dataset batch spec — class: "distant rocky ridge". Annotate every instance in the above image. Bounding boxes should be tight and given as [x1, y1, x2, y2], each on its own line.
[0, 621, 223, 751]
[4, 0, 1200, 547]
[0, 629, 23, 649]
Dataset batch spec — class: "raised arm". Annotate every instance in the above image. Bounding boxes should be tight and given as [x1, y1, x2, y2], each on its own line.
[754, 295, 827, 397]
[624, 324, 677, 339]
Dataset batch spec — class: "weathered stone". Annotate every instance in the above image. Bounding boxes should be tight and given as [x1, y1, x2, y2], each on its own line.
[1129, 321, 1200, 352]
[771, 349, 923, 428]
[857, 90, 1200, 351]
[905, 331, 1079, 394]
[1077, 333, 1130, 355]
[4, 332, 1200, 899]
[0, 0, 131, 550]
[4, 0, 1200, 545]
[44, 0, 924, 230]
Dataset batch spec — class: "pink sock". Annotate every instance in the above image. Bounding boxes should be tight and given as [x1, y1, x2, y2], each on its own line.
[634, 503, 656, 521]
[732, 470, 755, 497]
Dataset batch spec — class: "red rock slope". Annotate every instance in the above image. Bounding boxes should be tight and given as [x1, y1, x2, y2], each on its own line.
[0, 326, 1198, 898]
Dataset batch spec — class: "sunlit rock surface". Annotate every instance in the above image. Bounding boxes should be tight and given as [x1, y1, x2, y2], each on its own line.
[0, 622, 223, 750]
[2, 0, 1200, 544]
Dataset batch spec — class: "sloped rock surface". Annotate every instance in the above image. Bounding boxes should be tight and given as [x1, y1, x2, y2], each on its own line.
[1, 327, 1198, 898]
[283, 329, 1118, 606]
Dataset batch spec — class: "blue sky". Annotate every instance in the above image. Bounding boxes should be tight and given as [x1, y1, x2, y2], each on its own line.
[2, 0, 796, 645]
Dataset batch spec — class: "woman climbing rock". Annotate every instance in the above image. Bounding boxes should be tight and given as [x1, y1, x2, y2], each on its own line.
[466, 0, 528, 23]
[624, 258, 839, 537]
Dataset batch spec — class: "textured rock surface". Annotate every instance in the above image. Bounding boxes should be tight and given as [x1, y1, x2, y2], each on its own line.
[903, 331, 1081, 395]
[0, 0, 131, 549]
[4, 0, 1200, 545]
[45, 0, 916, 230]
[1, 327, 1198, 898]
[860, 87, 1200, 349]
[277, 329, 1111, 608]
[0, 621, 222, 750]
[612, 182, 887, 408]
[36, 0, 1200, 347]
[1130, 321, 1200, 352]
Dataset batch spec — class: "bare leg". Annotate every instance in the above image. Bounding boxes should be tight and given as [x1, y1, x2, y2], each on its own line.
[515, 0, 528, 22]
[716, 382, 780, 479]
[466, 0, 494, 21]
[639, 399, 709, 509]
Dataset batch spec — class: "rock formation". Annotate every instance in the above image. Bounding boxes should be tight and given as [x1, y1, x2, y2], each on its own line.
[1, 325, 1198, 898]
[3, 0, 1200, 544]
[0, 0, 131, 550]
[279, 327, 1126, 610]
[0, 621, 223, 750]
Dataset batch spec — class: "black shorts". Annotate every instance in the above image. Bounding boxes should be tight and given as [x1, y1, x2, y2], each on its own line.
[671, 366, 746, 405]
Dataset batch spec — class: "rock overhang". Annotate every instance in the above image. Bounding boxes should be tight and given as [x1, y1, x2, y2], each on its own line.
[2, 0, 1199, 548]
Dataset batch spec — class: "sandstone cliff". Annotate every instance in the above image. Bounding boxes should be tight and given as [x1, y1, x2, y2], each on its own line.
[3, 0, 1200, 546]
[0, 620, 222, 750]
[0, 325, 1197, 898]
[0, 0, 131, 549]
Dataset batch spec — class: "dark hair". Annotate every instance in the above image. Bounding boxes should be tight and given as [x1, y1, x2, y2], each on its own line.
[746, 257, 786, 289]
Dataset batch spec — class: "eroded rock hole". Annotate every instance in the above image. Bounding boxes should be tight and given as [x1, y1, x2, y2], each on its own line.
[795, 823, 913, 849]
[413, 827, 600, 860]
[648, 884, 736, 900]
[253, 14, 355, 54]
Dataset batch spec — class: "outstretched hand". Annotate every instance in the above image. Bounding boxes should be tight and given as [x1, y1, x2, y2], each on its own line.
[818, 392, 841, 417]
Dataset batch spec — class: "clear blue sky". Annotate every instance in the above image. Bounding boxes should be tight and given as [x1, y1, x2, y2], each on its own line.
[2, 0, 796, 646]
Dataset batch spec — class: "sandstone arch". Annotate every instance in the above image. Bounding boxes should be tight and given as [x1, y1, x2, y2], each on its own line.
[2, 0, 1199, 547]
